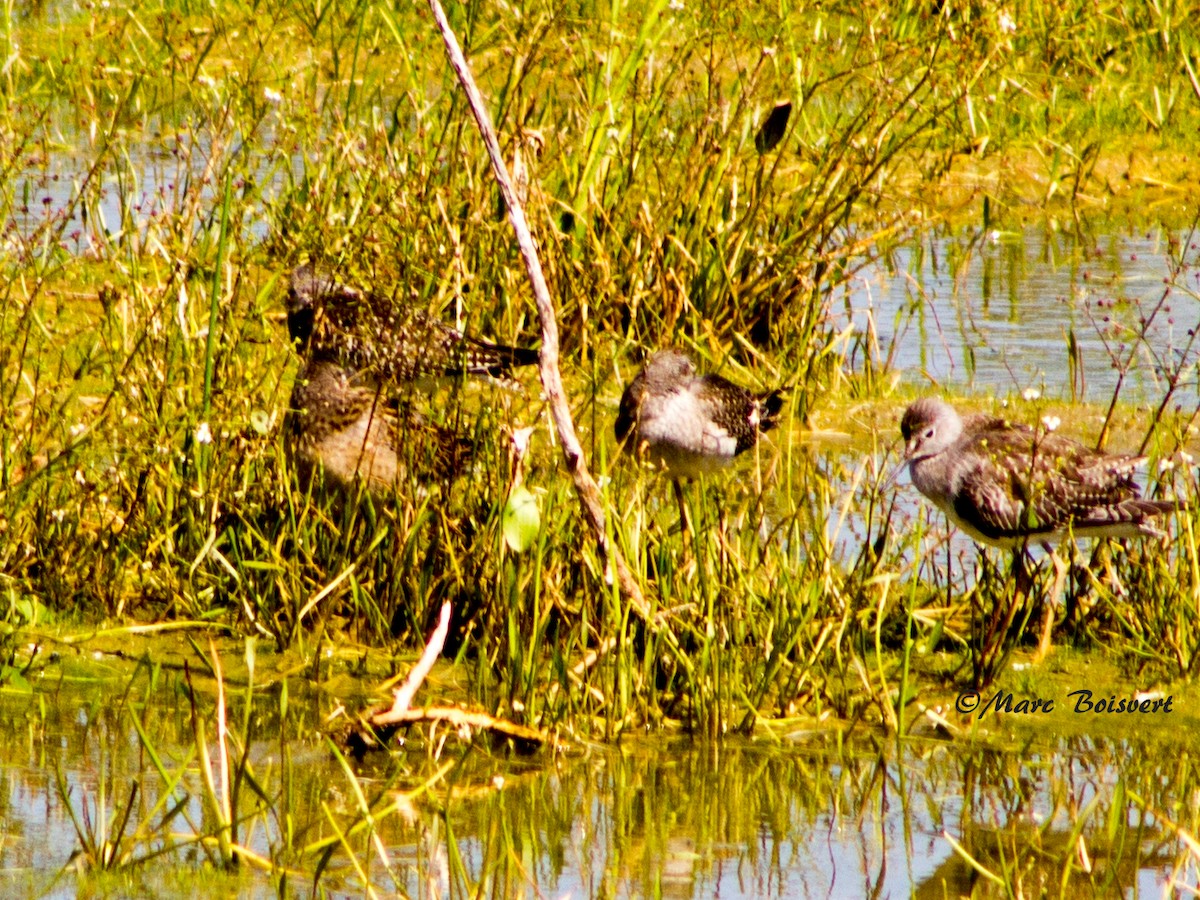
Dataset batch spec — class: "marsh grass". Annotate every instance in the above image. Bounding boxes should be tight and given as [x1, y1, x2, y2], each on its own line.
[3, 7, 1200, 894]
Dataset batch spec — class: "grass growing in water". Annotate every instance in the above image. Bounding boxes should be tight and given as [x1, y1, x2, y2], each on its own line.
[0, 0, 1198, 771]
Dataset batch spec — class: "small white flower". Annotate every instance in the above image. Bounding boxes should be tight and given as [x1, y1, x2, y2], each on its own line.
[1041, 415, 1060, 432]
[69, 423, 86, 437]
[1180, 451, 1194, 465]
[195, 422, 213, 445]
[989, 229, 1001, 243]
[263, 87, 282, 105]
[998, 10, 1017, 33]
[668, 0, 684, 9]
[1022, 388, 1041, 402]
[1159, 458, 1176, 473]
[51, 508, 66, 523]
[75, 468, 86, 486]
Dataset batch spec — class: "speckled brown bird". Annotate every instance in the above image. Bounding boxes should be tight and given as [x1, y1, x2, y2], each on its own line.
[615, 347, 784, 480]
[900, 397, 1181, 547]
[286, 359, 471, 493]
[286, 263, 539, 387]
[900, 396, 1188, 662]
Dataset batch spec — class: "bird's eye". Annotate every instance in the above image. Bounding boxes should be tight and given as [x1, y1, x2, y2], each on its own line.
[924, 427, 934, 439]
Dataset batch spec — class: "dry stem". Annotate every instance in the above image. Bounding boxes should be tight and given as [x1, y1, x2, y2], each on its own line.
[425, 0, 650, 618]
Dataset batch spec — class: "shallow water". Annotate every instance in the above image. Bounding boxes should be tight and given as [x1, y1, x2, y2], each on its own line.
[0, 639, 1196, 897]
[842, 224, 1200, 402]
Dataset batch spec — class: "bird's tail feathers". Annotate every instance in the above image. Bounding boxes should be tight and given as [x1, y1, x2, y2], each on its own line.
[483, 342, 541, 376]
[758, 389, 786, 432]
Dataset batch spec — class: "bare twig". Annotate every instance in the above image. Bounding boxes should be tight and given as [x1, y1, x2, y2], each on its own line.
[372, 601, 451, 725]
[425, 0, 650, 617]
[368, 604, 568, 750]
[374, 705, 568, 752]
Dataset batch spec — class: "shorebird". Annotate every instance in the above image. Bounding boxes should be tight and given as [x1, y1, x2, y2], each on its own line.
[286, 359, 471, 494]
[900, 396, 1183, 657]
[615, 347, 784, 532]
[286, 263, 539, 387]
[901, 397, 1180, 547]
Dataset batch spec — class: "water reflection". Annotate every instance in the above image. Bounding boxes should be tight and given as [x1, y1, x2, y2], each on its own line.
[846, 225, 1200, 401]
[0, 660, 1195, 897]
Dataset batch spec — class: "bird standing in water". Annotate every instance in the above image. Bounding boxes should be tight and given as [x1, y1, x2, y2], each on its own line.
[616, 347, 784, 534]
[900, 396, 1183, 659]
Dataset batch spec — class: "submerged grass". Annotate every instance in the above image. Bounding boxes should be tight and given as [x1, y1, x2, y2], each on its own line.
[2, 0, 1200, 890]
[9, 642, 1200, 896]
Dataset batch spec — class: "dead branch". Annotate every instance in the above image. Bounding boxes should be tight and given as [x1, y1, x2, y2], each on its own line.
[372, 601, 450, 725]
[424, 0, 652, 620]
[370, 704, 569, 753]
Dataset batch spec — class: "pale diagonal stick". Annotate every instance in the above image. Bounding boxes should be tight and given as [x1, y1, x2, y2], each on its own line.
[425, 0, 650, 618]
[372, 601, 451, 725]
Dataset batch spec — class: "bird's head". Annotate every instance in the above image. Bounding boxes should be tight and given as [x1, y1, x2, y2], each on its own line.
[641, 347, 696, 387]
[286, 263, 361, 348]
[900, 397, 962, 463]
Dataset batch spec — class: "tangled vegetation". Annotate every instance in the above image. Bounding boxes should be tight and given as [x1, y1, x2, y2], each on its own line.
[4, 0, 1200, 894]
[4, 0, 1200, 732]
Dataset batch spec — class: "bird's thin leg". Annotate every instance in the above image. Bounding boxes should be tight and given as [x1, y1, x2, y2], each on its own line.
[1090, 539, 1127, 599]
[1011, 548, 1034, 596]
[673, 478, 697, 574]
[1034, 542, 1068, 662]
[979, 549, 1026, 675]
[976, 547, 1037, 686]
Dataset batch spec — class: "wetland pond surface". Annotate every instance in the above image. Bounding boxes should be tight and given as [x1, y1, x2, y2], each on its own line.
[0, 636, 1197, 897]
[843, 223, 1200, 402]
